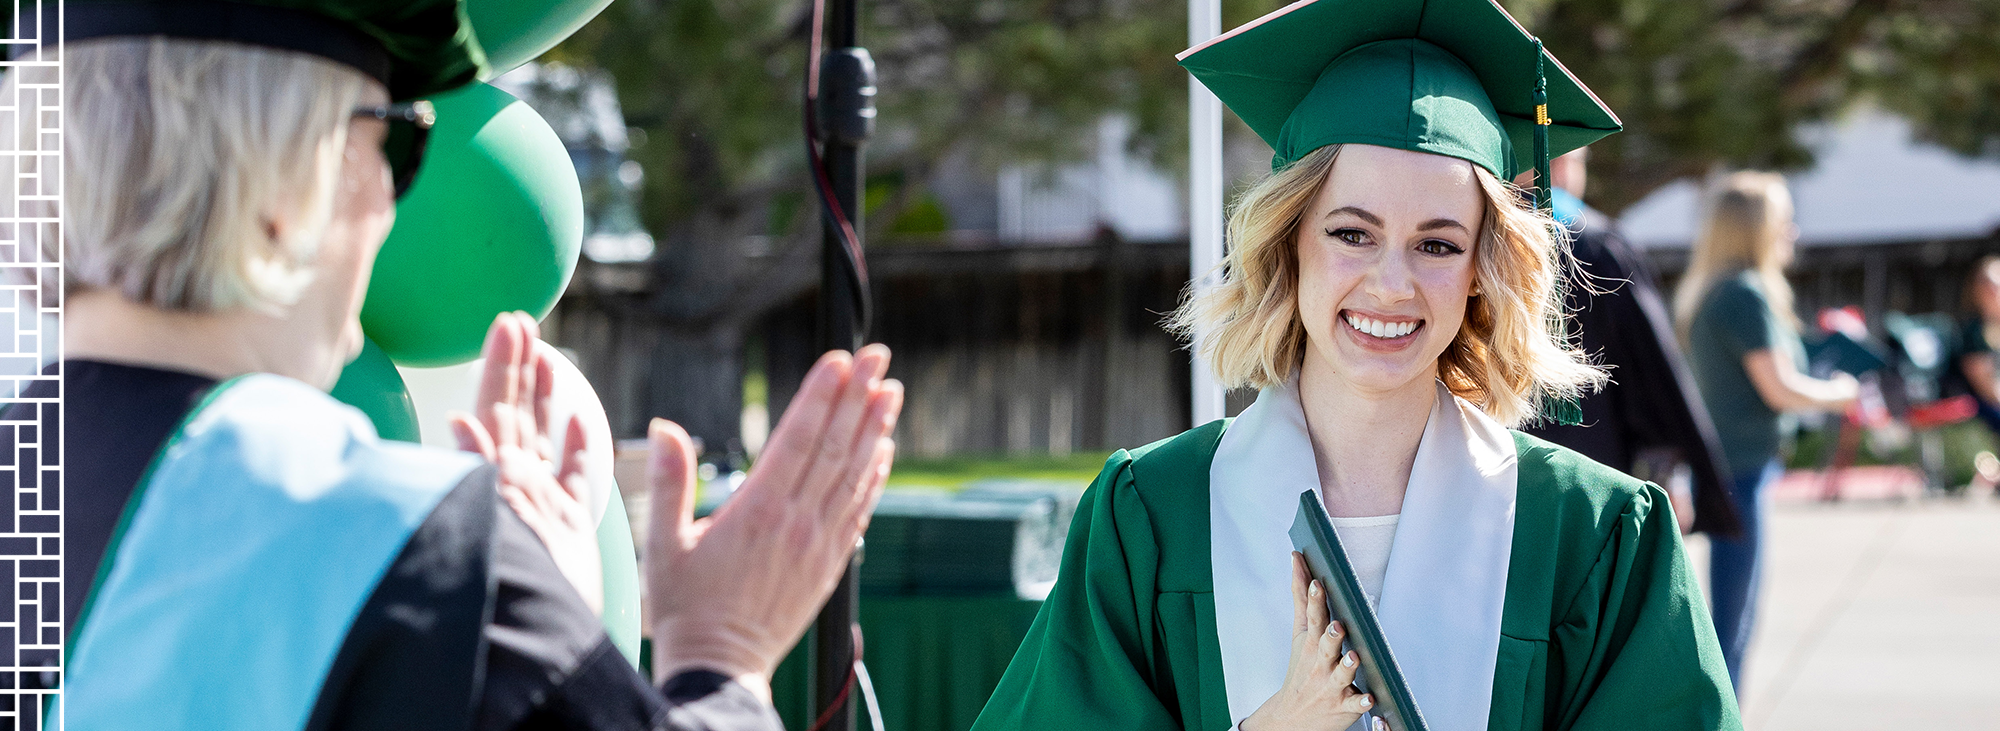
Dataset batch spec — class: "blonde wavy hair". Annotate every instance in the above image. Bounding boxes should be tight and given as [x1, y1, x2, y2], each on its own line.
[1671, 171, 1799, 343]
[1167, 144, 1604, 426]
[16, 38, 369, 313]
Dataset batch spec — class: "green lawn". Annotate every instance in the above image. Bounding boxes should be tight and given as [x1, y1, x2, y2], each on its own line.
[886, 452, 1114, 490]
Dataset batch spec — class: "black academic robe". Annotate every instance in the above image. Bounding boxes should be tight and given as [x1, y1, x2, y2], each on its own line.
[1525, 211, 1744, 537]
[14, 360, 780, 730]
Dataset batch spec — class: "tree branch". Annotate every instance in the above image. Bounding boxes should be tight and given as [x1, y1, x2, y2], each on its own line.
[1779, 0, 1894, 108]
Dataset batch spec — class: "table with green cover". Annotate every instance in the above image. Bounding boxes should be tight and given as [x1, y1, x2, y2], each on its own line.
[769, 595, 1043, 731]
[649, 483, 1074, 731]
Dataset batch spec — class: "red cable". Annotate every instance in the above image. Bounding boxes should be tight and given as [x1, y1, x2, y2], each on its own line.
[805, 624, 867, 731]
[804, 0, 872, 330]
[802, 2, 869, 725]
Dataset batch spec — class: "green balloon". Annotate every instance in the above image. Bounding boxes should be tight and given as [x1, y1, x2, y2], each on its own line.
[361, 82, 582, 367]
[597, 480, 643, 666]
[329, 338, 423, 443]
[467, 0, 616, 76]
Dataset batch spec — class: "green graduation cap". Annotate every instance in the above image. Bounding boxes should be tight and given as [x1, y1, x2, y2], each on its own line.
[54, 0, 487, 101]
[1178, 0, 1620, 206]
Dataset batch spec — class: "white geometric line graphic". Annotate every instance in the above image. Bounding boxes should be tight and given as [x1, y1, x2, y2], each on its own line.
[0, 2, 62, 728]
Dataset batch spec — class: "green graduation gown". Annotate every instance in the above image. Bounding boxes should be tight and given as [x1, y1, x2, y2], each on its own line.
[970, 412, 1740, 730]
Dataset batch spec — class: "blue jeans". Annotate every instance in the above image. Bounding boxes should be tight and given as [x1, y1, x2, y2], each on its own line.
[1708, 459, 1779, 695]
[1977, 399, 2000, 437]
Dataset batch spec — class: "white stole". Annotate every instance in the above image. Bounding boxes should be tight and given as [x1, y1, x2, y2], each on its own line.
[1209, 380, 1518, 730]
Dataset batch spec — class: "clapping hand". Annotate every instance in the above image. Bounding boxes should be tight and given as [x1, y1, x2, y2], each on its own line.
[450, 312, 604, 616]
[644, 345, 902, 701]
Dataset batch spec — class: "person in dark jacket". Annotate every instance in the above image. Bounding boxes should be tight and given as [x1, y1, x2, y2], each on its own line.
[1522, 148, 1744, 537]
[1953, 256, 2000, 435]
[19, 3, 901, 729]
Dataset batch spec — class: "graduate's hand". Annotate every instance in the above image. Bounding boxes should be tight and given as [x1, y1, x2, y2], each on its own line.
[449, 312, 605, 617]
[1244, 552, 1376, 731]
[645, 345, 901, 700]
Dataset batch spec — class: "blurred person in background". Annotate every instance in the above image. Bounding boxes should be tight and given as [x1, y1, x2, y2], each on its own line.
[1672, 171, 1858, 694]
[1952, 256, 2000, 436]
[1521, 148, 1743, 539]
[11, 3, 902, 729]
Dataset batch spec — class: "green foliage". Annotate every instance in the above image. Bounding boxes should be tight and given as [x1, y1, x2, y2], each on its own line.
[863, 170, 954, 234]
[1519, 0, 2000, 214]
[887, 195, 952, 235]
[547, 0, 807, 231]
[1866, 2, 2000, 158]
[1788, 420, 2000, 490]
[1940, 419, 1999, 488]
[554, 0, 2000, 244]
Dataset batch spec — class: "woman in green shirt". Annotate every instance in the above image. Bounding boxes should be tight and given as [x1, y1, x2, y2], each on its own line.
[970, 1, 1739, 729]
[1671, 172, 1858, 693]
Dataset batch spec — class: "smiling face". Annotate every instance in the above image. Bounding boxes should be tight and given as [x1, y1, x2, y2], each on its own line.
[1294, 144, 1485, 397]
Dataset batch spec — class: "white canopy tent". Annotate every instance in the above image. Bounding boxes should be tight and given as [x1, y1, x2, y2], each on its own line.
[1619, 109, 2000, 249]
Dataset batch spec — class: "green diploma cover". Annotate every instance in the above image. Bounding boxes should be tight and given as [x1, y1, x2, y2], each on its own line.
[1290, 490, 1430, 731]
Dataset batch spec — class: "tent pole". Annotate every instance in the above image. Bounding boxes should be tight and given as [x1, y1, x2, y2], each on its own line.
[812, 0, 872, 727]
[1189, 0, 1226, 426]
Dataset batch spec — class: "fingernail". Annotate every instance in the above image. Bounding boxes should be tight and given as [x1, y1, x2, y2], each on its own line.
[1360, 694, 1372, 708]
[1342, 652, 1355, 668]
[1309, 581, 1321, 597]
[1329, 620, 1342, 636]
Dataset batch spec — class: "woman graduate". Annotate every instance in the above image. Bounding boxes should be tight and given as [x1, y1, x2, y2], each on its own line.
[970, 1, 1738, 729]
[20, 2, 903, 729]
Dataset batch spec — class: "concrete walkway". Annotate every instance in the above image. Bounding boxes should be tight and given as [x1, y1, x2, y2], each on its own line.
[1684, 494, 2000, 730]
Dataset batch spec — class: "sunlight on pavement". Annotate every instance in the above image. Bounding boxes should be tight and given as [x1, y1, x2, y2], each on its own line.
[1685, 494, 2000, 730]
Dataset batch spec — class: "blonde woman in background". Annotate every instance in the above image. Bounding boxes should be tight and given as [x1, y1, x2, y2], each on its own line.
[1672, 172, 1858, 695]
